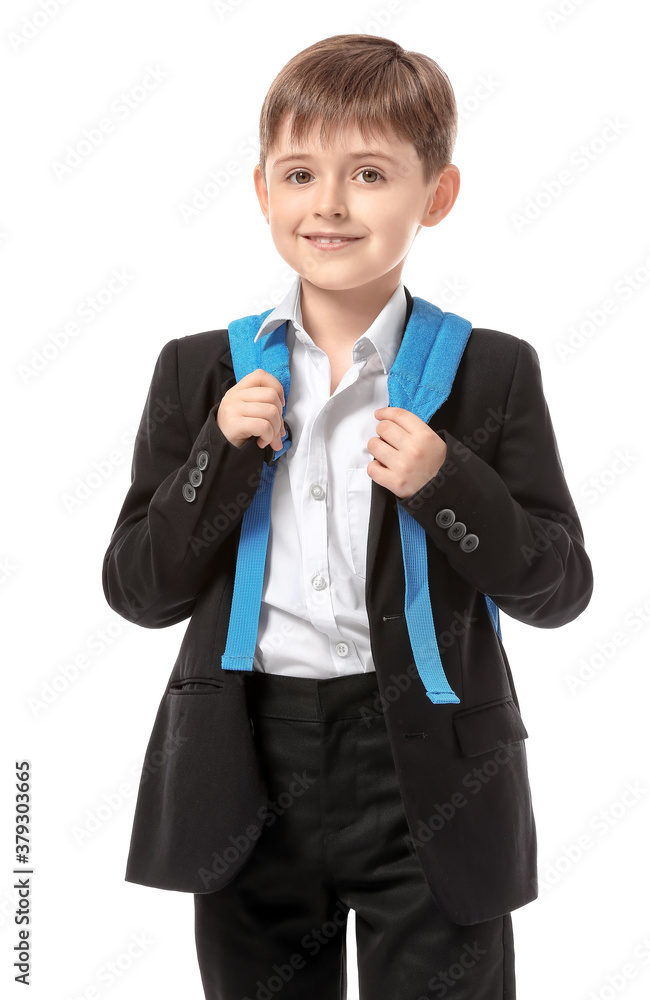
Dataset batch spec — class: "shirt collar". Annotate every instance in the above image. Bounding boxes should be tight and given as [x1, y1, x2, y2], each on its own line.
[253, 273, 407, 375]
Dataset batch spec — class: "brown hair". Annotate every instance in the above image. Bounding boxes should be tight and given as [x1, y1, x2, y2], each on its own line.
[258, 34, 458, 186]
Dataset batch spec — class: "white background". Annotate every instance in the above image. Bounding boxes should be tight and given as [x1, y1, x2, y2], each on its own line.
[2, 1, 649, 998]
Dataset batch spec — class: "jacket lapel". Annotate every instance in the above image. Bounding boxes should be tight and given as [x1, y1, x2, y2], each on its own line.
[365, 287, 413, 592]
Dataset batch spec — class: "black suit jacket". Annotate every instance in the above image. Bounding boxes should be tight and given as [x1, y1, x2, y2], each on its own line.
[102, 288, 593, 925]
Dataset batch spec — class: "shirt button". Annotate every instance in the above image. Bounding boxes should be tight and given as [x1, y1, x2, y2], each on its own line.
[312, 574, 327, 591]
[335, 643, 349, 657]
[310, 484, 325, 500]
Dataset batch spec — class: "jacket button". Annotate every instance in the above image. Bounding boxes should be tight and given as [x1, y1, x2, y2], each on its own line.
[182, 483, 196, 503]
[196, 450, 210, 471]
[448, 521, 466, 540]
[435, 508, 455, 528]
[189, 467, 203, 487]
[460, 533, 479, 552]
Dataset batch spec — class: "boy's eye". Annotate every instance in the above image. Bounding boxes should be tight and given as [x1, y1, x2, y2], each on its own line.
[356, 168, 382, 183]
[287, 169, 311, 185]
[286, 167, 383, 185]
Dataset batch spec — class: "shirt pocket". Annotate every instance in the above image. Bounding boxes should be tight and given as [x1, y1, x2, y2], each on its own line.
[345, 467, 372, 580]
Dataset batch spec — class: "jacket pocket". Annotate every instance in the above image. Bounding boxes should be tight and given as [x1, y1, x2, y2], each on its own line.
[345, 468, 372, 580]
[167, 676, 224, 695]
[452, 696, 528, 757]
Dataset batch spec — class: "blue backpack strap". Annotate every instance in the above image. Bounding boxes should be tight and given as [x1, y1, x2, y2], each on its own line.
[388, 297, 500, 703]
[221, 313, 291, 672]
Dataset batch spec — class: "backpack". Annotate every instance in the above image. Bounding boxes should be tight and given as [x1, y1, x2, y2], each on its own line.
[221, 295, 501, 704]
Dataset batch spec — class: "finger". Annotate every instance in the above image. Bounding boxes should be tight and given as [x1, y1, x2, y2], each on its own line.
[240, 370, 285, 408]
[245, 406, 283, 450]
[239, 384, 285, 411]
[375, 406, 405, 417]
[374, 406, 412, 429]
[368, 437, 392, 464]
[373, 417, 401, 448]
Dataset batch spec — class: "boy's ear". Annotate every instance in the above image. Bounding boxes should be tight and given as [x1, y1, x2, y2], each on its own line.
[253, 164, 270, 223]
[253, 163, 269, 222]
[419, 164, 461, 230]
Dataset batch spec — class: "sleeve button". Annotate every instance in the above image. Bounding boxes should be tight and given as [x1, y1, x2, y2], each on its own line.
[189, 467, 203, 487]
[196, 450, 210, 471]
[182, 483, 196, 503]
[460, 533, 479, 552]
[435, 508, 455, 528]
[448, 521, 466, 540]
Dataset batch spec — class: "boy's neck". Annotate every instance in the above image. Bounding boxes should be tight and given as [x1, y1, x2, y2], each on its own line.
[298, 272, 403, 357]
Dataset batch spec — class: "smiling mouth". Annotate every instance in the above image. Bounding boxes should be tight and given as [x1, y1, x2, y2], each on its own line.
[302, 236, 362, 243]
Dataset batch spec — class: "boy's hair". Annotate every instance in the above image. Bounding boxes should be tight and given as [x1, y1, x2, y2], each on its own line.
[258, 34, 458, 186]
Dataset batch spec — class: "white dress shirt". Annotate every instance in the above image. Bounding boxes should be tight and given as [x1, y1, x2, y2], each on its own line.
[251, 273, 407, 677]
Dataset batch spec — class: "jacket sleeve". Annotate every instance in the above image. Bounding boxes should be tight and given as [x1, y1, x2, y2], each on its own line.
[397, 337, 594, 628]
[102, 338, 267, 629]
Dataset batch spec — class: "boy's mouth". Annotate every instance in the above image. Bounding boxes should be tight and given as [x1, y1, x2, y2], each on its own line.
[301, 234, 362, 248]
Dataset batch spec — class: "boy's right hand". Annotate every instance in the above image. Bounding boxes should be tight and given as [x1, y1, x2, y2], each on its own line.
[216, 369, 286, 452]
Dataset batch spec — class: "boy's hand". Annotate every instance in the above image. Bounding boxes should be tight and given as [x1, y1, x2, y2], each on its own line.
[367, 407, 447, 500]
[216, 369, 286, 452]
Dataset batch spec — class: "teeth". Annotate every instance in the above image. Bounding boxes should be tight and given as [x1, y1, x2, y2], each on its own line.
[311, 237, 350, 243]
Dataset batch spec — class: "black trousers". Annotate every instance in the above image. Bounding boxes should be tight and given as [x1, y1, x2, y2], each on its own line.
[194, 670, 515, 999]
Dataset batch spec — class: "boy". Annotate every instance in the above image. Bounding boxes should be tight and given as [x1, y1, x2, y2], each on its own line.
[102, 34, 593, 999]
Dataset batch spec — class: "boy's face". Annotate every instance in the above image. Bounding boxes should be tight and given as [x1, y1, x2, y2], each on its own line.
[254, 115, 459, 294]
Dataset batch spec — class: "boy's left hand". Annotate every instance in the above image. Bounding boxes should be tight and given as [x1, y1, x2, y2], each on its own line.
[367, 407, 447, 500]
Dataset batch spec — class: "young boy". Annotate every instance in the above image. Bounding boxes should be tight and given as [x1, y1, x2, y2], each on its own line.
[102, 34, 593, 1000]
